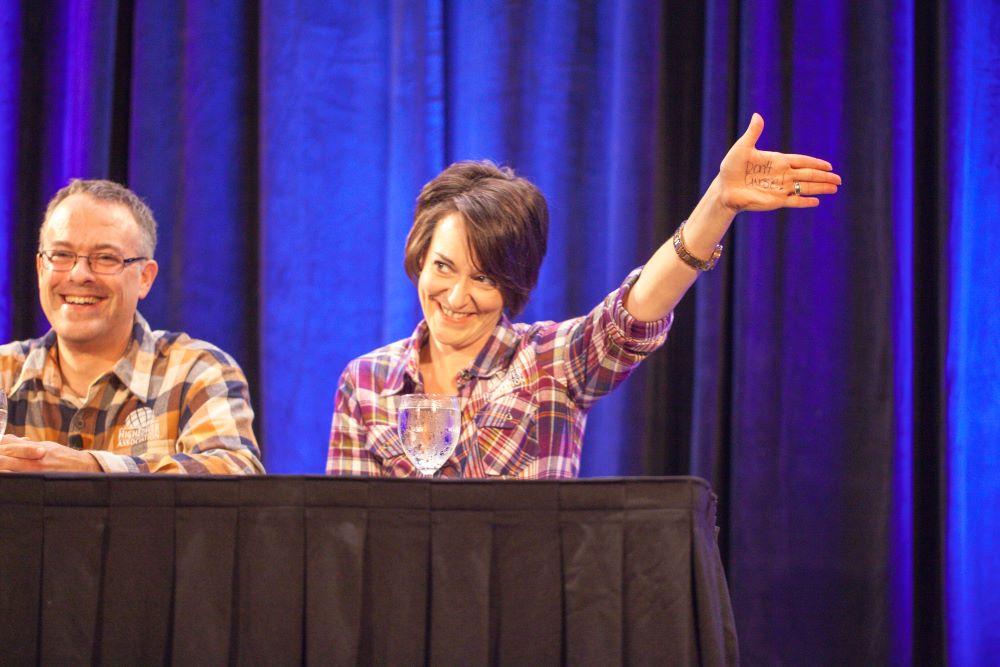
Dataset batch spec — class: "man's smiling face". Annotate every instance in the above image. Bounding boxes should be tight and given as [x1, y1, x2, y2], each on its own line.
[36, 193, 158, 357]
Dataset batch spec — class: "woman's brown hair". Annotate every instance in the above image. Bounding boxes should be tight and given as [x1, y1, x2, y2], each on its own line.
[403, 161, 549, 318]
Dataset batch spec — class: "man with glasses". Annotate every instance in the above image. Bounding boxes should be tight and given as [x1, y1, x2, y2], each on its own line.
[0, 179, 264, 473]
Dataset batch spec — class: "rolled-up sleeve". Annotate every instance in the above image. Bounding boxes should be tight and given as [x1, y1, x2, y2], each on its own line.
[327, 363, 382, 476]
[558, 266, 673, 408]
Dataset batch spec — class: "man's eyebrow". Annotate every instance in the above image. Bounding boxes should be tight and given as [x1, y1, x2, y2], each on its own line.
[45, 241, 126, 253]
[91, 243, 127, 253]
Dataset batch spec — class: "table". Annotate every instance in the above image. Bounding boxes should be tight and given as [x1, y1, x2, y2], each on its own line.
[0, 475, 737, 666]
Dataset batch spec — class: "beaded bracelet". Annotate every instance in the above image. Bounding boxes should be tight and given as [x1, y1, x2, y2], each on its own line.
[672, 221, 723, 272]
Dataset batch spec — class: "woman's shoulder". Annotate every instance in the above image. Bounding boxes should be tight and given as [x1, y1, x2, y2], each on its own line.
[340, 335, 415, 390]
[506, 315, 584, 343]
[350, 336, 410, 367]
[356, 335, 412, 361]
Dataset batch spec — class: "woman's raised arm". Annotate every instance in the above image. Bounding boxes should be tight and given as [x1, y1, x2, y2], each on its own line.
[624, 113, 842, 322]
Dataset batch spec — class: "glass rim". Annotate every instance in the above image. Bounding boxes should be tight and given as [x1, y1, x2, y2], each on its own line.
[398, 393, 461, 405]
[401, 393, 459, 398]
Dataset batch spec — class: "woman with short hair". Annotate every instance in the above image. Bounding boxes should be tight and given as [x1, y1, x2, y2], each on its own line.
[327, 114, 840, 478]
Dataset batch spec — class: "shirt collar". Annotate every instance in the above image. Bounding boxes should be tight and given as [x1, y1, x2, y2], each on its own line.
[110, 312, 157, 402]
[382, 315, 520, 396]
[465, 314, 520, 379]
[9, 329, 60, 396]
[379, 322, 426, 396]
[9, 312, 155, 402]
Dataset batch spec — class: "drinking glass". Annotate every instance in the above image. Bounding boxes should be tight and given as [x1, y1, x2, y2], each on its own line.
[397, 394, 461, 476]
[0, 391, 7, 437]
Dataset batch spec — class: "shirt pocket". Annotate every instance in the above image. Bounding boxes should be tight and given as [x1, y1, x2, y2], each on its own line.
[475, 390, 538, 477]
[365, 420, 412, 475]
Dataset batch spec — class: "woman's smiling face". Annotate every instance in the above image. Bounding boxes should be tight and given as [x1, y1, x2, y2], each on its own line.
[417, 213, 504, 356]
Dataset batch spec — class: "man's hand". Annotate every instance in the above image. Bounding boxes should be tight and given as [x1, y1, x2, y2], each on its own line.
[0, 435, 101, 472]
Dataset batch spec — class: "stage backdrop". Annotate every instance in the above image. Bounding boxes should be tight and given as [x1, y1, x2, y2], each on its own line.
[0, 1, 997, 664]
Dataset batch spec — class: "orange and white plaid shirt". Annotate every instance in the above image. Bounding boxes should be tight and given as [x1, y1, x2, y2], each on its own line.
[0, 313, 264, 474]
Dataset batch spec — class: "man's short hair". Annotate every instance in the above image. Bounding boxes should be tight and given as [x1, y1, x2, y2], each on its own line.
[403, 161, 549, 318]
[41, 179, 158, 257]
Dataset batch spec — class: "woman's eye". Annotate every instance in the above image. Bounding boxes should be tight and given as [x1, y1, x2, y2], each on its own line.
[475, 275, 496, 287]
[434, 261, 449, 272]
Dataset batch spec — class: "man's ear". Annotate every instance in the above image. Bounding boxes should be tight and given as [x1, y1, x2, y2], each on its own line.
[137, 259, 158, 299]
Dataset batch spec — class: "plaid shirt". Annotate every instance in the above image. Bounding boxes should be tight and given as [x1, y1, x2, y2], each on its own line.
[327, 268, 672, 479]
[0, 313, 263, 474]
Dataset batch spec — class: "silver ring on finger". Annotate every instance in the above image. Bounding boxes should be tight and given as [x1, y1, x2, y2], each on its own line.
[794, 181, 802, 196]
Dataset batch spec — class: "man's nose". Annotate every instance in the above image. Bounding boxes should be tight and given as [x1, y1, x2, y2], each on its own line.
[67, 255, 97, 280]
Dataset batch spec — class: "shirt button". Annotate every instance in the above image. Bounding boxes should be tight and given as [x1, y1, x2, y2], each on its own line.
[74, 417, 84, 430]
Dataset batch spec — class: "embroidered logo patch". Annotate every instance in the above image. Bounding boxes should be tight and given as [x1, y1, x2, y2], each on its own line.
[117, 407, 159, 447]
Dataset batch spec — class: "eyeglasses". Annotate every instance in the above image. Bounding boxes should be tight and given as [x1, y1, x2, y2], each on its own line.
[38, 249, 148, 275]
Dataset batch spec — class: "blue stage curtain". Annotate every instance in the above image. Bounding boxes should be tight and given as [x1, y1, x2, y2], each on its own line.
[944, 1, 1000, 663]
[688, 1, 1000, 663]
[0, 2, 18, 342]
[1, 0, 998, 662]
[694, 1, 909, 662]
[250, 1, 683, 474]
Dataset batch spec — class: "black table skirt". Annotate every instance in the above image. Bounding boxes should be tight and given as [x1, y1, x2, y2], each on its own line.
[0, 475, 738, 666]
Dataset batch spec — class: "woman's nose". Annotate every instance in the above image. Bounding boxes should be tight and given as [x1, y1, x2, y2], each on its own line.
[446, 280, 470, 308]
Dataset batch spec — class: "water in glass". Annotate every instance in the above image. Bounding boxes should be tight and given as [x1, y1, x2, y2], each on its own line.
[397, 394, 460, 476]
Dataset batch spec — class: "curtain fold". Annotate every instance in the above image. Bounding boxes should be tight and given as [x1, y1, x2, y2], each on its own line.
[944, 1, 1000, 662]
[719, 2, 900, 662]
[0, 3, 19, 342]
[888, 1, 916, 663]
[1, 0, 998, 661]
[129, 0, 259, 382]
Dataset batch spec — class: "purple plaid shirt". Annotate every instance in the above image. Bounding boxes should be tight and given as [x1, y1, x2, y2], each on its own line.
[326, 268, 672, 478]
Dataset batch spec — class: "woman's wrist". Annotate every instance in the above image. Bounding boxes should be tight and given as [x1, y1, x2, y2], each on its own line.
[682, 177, 735, 258]
[672, 221, 723, 271]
